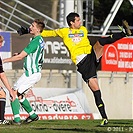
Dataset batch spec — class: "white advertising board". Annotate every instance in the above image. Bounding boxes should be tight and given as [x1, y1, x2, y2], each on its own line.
[5, 88, 94, 120]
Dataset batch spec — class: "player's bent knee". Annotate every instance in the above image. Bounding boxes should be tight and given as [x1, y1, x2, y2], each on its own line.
[0, 89, 6, 98]
[17, 91, 24, 100]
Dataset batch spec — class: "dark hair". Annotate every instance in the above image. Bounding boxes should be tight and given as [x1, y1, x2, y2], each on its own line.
[34, 19, 45, 33]
[66, 12, 79, 27]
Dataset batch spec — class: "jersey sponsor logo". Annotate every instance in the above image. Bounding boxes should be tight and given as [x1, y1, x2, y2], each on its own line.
[68, 33, 84, 38]
[72, 37, 81, 43]
[68, 33, 84, 43]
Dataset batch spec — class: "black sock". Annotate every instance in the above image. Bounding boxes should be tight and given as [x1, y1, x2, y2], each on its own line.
[93, 90, 108, 119]
[0, 98, 6, 121]
[98, 32, 125, 46]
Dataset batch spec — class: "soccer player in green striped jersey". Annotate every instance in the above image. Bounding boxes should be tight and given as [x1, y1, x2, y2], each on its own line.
[3, 19, 45, 125]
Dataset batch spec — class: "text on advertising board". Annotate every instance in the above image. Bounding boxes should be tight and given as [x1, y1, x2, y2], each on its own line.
[102, 37, 133, 72]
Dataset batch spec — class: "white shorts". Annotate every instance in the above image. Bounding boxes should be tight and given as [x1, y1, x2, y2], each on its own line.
[13, 72, 41, 94]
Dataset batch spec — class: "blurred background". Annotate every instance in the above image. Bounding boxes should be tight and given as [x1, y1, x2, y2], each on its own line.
[1, 0, 133, 34]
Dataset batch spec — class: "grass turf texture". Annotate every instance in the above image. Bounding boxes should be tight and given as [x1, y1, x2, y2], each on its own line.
[0, 120, 133, 133]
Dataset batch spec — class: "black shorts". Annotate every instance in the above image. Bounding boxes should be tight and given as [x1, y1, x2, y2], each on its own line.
[77, 49, 100, 82]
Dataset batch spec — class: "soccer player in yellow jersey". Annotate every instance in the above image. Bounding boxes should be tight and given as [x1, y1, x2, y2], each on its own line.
[17, 12, 131, 126]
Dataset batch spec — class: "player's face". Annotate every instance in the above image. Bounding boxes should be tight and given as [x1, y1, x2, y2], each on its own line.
[71, 17, 81, 29]
[29, 22, 39, 35]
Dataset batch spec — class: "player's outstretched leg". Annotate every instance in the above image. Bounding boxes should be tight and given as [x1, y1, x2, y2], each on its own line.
[93, 20, 132, 60]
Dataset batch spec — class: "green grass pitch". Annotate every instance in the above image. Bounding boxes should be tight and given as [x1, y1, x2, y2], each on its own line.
[0, 120, 133, 133]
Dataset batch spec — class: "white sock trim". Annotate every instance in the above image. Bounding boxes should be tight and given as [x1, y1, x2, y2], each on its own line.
[19, 97, 25, 103]
[0, 98, 6, 102]
[14, 114, 20, 118]
[29, 110, 35, 116]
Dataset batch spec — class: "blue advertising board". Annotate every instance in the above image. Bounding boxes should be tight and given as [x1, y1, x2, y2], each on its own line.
[0, 32, 10, 52]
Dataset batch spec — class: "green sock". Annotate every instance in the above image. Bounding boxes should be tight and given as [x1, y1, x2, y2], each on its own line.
[20, 98, 36, 118]
[11, 98, 20, 122]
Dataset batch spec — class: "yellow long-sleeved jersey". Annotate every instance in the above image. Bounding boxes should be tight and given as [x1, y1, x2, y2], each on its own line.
[41, 26, 92, 64]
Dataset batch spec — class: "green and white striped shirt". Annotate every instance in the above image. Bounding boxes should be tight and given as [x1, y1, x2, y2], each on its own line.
[23, 35, 45, 76]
